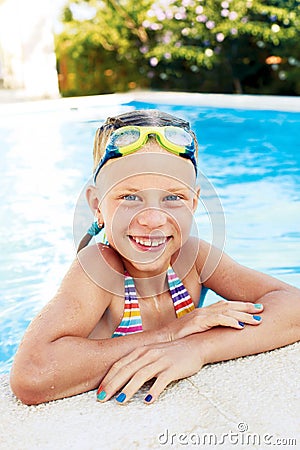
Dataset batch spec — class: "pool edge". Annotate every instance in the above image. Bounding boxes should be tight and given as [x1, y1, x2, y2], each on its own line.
[0, 90, 300, 115]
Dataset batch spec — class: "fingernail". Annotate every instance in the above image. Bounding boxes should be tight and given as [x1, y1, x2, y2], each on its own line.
[116, 392, 126, 403]
[253, 315, 261, 321]
[97, 385, 104, 395]
[144, 394, 153, 403]
[97, 390, 107, 401]
[238, 321, 245, 327]
[254, 304, 263, 309]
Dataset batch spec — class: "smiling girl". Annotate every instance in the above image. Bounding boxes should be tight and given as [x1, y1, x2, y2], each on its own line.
[10, 109, 300, 405]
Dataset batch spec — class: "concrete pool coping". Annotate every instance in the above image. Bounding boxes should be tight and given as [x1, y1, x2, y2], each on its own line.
[1, 342, 299, 449]
[1, 90, 300, 116]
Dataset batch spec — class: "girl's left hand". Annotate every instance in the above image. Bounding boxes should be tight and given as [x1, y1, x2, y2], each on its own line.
[96, 340, 204, 404]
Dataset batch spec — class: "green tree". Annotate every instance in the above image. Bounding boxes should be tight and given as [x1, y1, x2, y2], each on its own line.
[55, 0, 154, 95]
[143, 0, 300, 93]
[55, 0, 300, 95]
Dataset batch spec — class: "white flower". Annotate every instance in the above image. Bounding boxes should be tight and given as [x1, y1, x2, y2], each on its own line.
[150, 57, 159, 67]
[271, 24, 280, 33]
[205, 48, 214, 57]
[216, 33, 225, 42]
[229, 11, 238, 20]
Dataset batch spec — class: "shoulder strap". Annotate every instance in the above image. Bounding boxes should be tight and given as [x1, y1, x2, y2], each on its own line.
[167, 266, 195, 318]
[112, 271, 143, 337]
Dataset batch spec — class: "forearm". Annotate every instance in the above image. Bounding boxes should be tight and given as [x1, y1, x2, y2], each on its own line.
[10, 327, 167, 405]
[186, 289, 300, 365]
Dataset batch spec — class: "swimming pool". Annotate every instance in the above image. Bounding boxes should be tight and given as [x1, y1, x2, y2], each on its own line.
[1, 94, 299, 373]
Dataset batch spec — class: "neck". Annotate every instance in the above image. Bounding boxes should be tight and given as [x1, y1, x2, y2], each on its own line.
[135, 273, 169, 298]
[122, 261, 170, 297]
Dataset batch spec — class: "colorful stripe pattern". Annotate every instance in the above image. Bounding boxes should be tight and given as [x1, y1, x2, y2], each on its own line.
[112, 266, 195, 337]
[112, 272, 143, 337]
[167, 266, 195, 318]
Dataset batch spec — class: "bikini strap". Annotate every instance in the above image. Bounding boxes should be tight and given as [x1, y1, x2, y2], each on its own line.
[167, 266, 195, 318]
[112, 271, 143, 337]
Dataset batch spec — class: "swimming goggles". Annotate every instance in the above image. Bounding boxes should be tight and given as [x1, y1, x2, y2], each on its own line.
[93, 125, 197, 181]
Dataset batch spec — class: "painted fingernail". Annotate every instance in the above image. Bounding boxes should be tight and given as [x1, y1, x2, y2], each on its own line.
[144, 394, 153, 403]
[97, 390, 107, 401]
[116, 392, 126, 403]
[97, 385, 103, 395]
[253, 315, 261, 321]
[238, 321, 245, 327]
[254, 303, 263, 309]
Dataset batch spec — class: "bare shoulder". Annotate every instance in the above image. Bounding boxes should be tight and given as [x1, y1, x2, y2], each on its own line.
[174, 236, 218, 279]
[76, 243, 124, 296]
[171, 236, 210, 282]
[22, 244, 124, 342]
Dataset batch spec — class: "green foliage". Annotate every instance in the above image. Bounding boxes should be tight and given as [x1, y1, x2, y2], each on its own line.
[55, 0, 300, 96]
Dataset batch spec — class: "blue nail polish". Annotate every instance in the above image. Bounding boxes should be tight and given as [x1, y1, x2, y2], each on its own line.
[144, 394, 153, 403]
[254, 303, 263, 309]
[238, 321, 245, 327]
[97, 390, 107, 401]
[116, 392, 126, 403]
[253, 315, 261, 321]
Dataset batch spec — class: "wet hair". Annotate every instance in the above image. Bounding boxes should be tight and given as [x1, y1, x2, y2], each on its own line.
[92, 109, 198, 172]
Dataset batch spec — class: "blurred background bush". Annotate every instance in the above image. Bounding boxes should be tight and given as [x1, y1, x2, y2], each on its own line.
[55, 0, 300, 97]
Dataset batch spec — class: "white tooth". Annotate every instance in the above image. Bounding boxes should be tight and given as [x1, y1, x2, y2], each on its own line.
[132, 237, 167, 247]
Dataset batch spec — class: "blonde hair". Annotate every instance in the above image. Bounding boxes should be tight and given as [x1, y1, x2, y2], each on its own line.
[92, 109, 199, 172]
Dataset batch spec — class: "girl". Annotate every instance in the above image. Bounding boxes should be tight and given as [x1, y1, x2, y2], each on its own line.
[10, 109, 300, 405]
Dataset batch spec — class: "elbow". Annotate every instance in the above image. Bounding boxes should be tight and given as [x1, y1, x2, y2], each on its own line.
[10, 359, 52, 406]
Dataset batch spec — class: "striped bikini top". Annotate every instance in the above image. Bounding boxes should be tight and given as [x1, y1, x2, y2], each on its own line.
[112, 266, 195, 337]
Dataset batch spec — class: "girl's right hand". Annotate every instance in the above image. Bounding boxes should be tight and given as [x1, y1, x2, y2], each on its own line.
[164, 300, 263, 342]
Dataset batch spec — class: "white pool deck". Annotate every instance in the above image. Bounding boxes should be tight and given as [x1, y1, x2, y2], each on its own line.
[0, 89, 300, 115]
[0, 91, 299, 449]
[1, 343, 299, 449]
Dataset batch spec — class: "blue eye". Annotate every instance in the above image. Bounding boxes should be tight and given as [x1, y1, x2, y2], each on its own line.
[164, 194, 181, 201]
[123, 194, 139, 201]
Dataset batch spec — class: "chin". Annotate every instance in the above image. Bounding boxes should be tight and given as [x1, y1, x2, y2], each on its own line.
[116, 236, 180, 275]
[123, 254, 172, 277]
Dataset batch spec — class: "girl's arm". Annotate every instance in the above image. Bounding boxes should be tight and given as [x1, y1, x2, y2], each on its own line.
[97, 285, 300, 405]
[11, 240, 299, 405]
[10, 245, 169, 405]
[11, 243, 265, 405]
[188, 241, 300, 362]
[95, 242, 300, 404]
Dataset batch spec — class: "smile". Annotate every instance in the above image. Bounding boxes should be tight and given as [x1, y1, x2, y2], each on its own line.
[129, 235, 171, 249]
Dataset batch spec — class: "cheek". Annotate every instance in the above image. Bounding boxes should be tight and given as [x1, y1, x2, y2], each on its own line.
[103, 203, 138, 240]
[178, 215, 193, 240]
[176, 203, 195, 234]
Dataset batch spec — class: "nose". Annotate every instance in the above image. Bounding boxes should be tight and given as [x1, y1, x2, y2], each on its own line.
[136, 208, 168, 229]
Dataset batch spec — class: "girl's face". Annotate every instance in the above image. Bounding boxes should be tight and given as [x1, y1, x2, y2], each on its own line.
[90, 142, 199, 276]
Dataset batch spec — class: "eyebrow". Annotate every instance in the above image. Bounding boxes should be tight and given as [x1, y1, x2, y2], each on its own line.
[112, 185, 193, 195]
[164, 186, 191, 192]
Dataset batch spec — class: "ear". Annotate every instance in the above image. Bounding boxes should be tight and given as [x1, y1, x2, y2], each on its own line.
[86, 185, 99, 211]
[192, 185, 200, 213]
[86, 185, 104, 223]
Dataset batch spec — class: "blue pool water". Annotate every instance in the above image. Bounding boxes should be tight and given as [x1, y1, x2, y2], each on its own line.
[0, 98, 299, 373]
